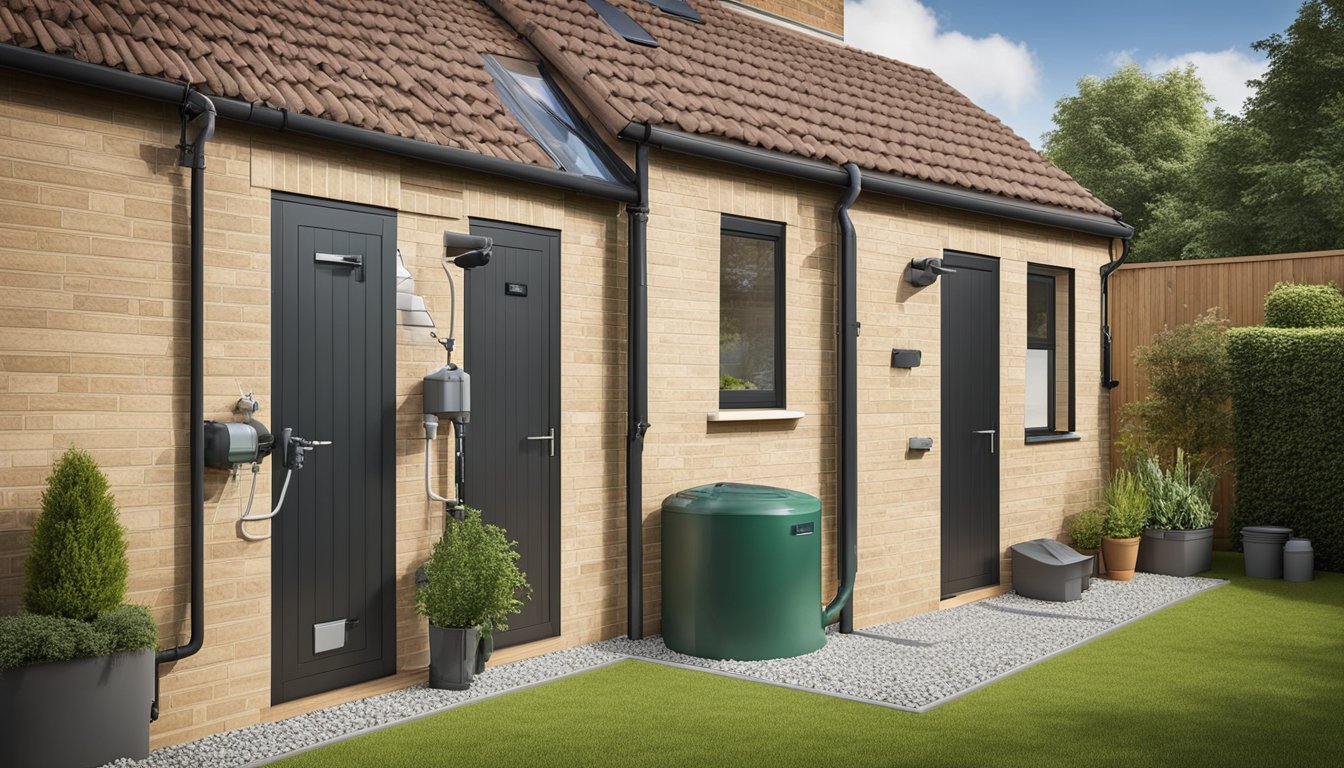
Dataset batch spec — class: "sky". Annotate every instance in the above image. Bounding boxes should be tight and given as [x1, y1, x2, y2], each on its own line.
[844, 0, 1304, 148]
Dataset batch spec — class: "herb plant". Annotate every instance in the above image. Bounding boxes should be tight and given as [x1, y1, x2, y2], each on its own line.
[417, 507, 531, 632]
[1067, 507, 1104, 551]
[1136, 449, 1216, 531]
[1101, 469, 1149, 539]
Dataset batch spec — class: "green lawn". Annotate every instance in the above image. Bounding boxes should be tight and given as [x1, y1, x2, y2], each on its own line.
[274, 554, 1344, 767]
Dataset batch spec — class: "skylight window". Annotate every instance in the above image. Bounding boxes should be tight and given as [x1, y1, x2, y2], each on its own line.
[643, 0, 703, 23]
[482, 55, 627, 183]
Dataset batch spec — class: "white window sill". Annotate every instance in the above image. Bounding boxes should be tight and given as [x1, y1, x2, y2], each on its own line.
[707, 409, 806, 423]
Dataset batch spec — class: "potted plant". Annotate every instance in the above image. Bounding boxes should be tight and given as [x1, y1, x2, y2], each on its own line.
[1067, 506, 1105, 577]
[1100, 468, 1149, 581]
[416, 507, 530, 690]
[0, 448, 158, 768]
[1135, 449, 1216, 576]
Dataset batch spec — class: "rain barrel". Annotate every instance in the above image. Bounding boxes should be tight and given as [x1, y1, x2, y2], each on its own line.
[661, 483, 824, 661]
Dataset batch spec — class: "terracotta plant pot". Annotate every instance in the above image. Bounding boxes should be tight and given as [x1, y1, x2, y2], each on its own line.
[1101, 536, 1141, 580]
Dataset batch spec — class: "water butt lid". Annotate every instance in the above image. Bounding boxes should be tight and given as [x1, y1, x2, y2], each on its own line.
[662, 482, 820, 516]
[1242, 525, 1293, 537]
[1011, 538, 1090, 565]
[1284, 538, 1313, 552]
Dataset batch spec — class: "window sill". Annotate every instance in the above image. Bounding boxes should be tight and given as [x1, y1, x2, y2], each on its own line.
[707, 409, 805, 423]
[1024, 431, 1082, 445]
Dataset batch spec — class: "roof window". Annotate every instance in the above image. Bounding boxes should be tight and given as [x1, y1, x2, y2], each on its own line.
[584, 0, 659, 47]
[643, 0, 703, 23]
[482, 55, 628, 183]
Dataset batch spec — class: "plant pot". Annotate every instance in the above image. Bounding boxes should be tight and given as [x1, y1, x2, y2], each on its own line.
[1136, 528, 1214, 577]
[0, 649, 152, 768]
[429, 625, 480, 690]
[1101, 536, 1141, 581]
[474, 629, 494, 675]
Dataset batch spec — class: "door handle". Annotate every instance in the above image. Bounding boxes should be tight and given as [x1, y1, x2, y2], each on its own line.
[972, 429, 996, 454]
[526, 428, 556, 458]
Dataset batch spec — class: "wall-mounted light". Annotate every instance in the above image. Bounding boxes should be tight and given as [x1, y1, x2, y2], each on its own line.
[906, 258, 956, 287]
[396, 250, 436, 329]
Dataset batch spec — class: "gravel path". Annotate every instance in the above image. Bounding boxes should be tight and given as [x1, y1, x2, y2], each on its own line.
[103, 572, 1222, 767]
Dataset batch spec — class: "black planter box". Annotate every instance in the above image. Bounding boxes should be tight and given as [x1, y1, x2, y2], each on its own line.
[0, 649, 153, 768]
[429, 625, 480, 690]
[1136, 527, 1214, 577]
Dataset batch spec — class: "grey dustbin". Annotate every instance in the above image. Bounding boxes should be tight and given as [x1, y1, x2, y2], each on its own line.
[1011, 539, 1094, 602]
[1284, 539, 1314, 582]
[1242, 526, 1293, 579]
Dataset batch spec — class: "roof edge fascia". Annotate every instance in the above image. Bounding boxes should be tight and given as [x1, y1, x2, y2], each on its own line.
[622, 123, 1133, 240]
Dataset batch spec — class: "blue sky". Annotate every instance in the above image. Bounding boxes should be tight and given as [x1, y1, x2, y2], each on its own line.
[844, 0, 1303, 148]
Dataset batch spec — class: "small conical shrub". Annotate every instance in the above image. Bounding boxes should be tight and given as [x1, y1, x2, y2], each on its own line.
[23, 448, 129, 620]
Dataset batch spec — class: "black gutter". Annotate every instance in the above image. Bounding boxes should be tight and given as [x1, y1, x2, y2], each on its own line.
[1099, 237, 1132, 389]
[0, 44, 639, 204]
[619, 125, 1134, 241]
[625, 140, 651, 640]
[822, 163, 861, 630]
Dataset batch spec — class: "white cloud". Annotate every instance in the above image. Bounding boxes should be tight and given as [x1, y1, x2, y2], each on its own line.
[1115, 48, 1267, 116]
[843, 0, 1040, 110]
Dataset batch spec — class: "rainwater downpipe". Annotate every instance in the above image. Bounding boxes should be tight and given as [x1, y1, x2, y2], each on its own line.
[1099, 236, 1132, 389]
[823, 163, 861, 630]
[626, 139, 651, 640]
[151, 89, 216, 721]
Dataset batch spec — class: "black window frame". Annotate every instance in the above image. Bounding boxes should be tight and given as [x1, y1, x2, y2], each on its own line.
[1025, 265, 1076, 440]
[719, 214, 787, 410]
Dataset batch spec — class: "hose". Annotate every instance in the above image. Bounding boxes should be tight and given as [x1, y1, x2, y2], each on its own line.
[237, 463, 294, 541]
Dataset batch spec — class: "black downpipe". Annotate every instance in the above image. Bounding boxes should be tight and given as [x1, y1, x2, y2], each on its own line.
[626, 141, 651, 640]
[822, 163, 861, 630]
[1099, 237, 1132, 389]
[150, 90, 215, 722]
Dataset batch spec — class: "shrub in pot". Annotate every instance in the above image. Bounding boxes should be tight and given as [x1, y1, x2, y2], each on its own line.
[0, 448, 158, 768]
[1101, 469, 1149, 581]
[1135, 449, 1217, 576]
[416, 507, 530, 690]
[1067, 507, 1105, 577]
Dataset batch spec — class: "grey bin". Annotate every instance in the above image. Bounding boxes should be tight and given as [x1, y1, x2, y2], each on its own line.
[1284, 539, 1315, 582]
[1242, 525, 1293, 579]
[1011, 539, 1094, 602]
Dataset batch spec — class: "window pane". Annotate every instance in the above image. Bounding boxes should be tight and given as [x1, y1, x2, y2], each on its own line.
[1026, 348, 1052, 430]
[1028, 275, 1053, 343]
[720, 234, 776, 394]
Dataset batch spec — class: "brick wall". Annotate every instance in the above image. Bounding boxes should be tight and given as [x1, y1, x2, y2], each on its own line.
[741, 0, 845, 35]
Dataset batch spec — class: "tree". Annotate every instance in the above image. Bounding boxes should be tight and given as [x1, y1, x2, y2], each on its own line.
[1043, 64, 1213, 260]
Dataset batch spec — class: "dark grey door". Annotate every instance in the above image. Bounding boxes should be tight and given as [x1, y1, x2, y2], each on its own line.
[271, 193, 396, 704]
[940, 251, 1000, 597]
[464, 219, 560, 648]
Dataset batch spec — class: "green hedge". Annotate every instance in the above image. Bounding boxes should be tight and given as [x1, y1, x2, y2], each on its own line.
[1228, 327, 1344, 570]
[1263, 282, 1344, 328]
[0, 605, 157, 672]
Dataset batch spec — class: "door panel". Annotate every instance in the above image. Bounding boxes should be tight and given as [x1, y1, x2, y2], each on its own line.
[272, 194, 396, 704]
[464, 220, 561, 648]
[940, 251, 1000, 597]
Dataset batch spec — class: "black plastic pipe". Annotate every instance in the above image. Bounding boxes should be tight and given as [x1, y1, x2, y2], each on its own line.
[822, 164, 861, 629]
[1099, 237, 1132, 389]
[0, 44, 638, 204]
[626, 141, 651, 640]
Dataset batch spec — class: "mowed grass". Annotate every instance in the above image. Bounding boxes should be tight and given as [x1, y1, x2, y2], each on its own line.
[274, 554, 1344, 768]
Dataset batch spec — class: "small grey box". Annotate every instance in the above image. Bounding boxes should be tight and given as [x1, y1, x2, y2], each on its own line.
[314, 619, 347, 655]
[908, 437, 933, 451]
[891, 349, 922, 368]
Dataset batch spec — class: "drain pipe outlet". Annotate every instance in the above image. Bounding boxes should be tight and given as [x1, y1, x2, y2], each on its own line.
[823, 163, 861, 630]
[1099, 235, 1132, 389]
[154, 90, 216, 708]
[626, 139, 651, 640]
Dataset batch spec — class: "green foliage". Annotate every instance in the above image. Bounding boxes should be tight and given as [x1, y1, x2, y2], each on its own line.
[1264, 281, 1344, 328]
[1066, 507, 1104, 551]
[417, 507, 531, 631]
[1042, 63, 1213, 260]
[1118, 311, 1233, 468]
[0, 605, 157, 672]
[1135, 450, 1216, 531]
[719, 373, 756, 391]
[23, 448, 129, 620]
[1101, 469, 1149, 539]
[1228, 325, 1344, 570]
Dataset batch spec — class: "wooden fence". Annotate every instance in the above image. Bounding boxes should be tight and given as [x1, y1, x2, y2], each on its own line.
[1108, 249, 1344, 548]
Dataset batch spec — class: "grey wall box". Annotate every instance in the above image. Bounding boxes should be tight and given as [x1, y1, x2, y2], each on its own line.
[891, 349, 922, 368]
[908, 437, 933, 451]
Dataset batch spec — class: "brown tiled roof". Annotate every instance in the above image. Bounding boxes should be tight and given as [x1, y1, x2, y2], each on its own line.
[0, 0, 559, 169]
[492, 0, 1116, 217]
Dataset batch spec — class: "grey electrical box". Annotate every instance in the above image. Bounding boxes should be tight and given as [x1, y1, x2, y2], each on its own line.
[424, 365, 471, 421]
[908, 437, 933, 451]
[891, 349, 922, 368]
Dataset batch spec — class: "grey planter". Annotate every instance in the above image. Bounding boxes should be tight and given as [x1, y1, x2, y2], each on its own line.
[429, 625, 480, 690]
[1136, 528, 1214, 577]
[0, 649, 153, 768]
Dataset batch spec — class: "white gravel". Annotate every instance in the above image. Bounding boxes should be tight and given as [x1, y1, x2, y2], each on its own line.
[102, 572, 1222, 767]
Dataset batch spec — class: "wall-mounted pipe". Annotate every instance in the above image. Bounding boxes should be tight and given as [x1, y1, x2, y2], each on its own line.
[1099, 237, 1132, 389]
[822, 163, 861, 630]
[626, 140, 651, 640]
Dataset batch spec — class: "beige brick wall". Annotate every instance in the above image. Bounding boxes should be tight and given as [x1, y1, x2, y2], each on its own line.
[742, 0, 845, 35]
